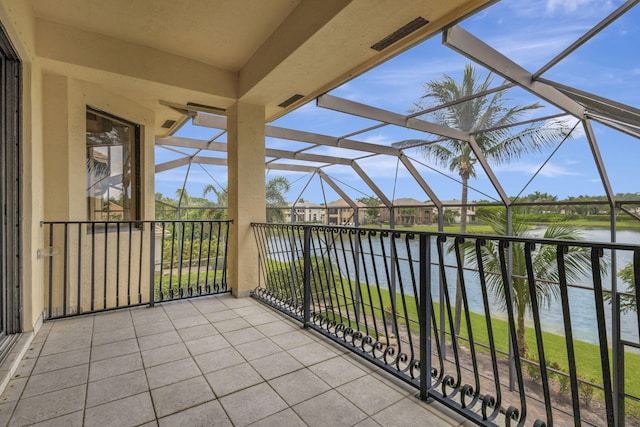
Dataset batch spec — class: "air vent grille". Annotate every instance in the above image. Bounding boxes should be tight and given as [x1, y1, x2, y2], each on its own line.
[186, 102, 226, 113]
[161, 120, 176, 129]
[370, 17, 429, 52]
[278, 94, 304, 108]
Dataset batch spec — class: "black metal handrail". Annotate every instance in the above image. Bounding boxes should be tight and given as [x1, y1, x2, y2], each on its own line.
[42, 220, 231, 319]
[251, 222, 640, 427]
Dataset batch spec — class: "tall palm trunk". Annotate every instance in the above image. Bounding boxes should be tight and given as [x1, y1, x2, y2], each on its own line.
[453, 174, 469, 334]
[517, 311, 527, 357]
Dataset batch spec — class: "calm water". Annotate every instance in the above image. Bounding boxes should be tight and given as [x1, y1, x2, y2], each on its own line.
[330, 227, 640, 348]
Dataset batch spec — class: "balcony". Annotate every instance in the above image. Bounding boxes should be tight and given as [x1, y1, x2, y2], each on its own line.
[2, 220, 638, 426]
[0, 295, 466, 426]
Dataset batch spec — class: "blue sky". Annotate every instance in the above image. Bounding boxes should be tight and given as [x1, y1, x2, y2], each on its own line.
[157, 0, 640, 205]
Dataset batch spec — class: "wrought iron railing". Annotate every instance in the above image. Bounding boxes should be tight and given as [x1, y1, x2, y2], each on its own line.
[251, 223, 640, 427]
[42, 220, 231, 319]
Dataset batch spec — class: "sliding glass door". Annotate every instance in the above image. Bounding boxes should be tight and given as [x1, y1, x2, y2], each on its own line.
[0, 21, 22, 347]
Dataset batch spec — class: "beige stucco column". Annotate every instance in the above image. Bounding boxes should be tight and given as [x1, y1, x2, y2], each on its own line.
[227, 101, 266, 297]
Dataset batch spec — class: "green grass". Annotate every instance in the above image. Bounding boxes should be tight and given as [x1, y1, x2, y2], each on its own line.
[312, 280, 640, 416]
[155, 270, 226, 299]
[363, 223, 495, 233]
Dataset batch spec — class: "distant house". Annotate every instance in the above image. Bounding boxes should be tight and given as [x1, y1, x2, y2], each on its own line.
[283, 201, 326, 224]
[425, 199, 476, 223]
[326, 199, 366, 225]
[378, 198, 434, 226]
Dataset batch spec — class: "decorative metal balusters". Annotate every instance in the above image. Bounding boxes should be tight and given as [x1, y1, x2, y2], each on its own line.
[252, 222, 640, 427]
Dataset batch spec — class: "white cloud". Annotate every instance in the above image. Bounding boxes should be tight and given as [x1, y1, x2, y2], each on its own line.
[546, 0, 592, 14]
[494, 161, 579, 177]
[545, 0, 617, 15]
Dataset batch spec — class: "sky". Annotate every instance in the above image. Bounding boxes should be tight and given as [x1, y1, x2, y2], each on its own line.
[156, 0, 640, 206]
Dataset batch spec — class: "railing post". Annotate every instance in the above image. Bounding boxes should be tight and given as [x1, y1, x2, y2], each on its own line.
[149, 221, 156, 307]
[303, 226, 311, 328]
[418, 233, 432, 402]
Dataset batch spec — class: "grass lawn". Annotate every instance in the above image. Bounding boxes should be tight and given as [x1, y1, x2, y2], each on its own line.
[364, 224, 495, 234]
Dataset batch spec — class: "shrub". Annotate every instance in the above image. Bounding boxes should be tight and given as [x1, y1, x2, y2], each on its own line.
[579, 379, 596, 407]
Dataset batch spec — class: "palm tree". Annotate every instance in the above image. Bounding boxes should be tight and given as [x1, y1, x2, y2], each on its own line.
[608, 262, 638, 313]
[265, 176, 291, 223]
[463, 210, 594, 356]
[202, 177, 291, 222]
[402, 64, 572, 231]
[203, 184, 228, 219]
[399, 64, 574, 332]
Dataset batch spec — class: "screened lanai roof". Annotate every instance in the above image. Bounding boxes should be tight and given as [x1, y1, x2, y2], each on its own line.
[155, 0, 640, 212]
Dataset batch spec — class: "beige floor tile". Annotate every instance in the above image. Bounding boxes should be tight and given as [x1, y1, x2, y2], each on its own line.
[29, 410, 84, 426]
[205, 363, 263, 397]
[212, 317, 251, 333]
[138, 330, 182, 351]
[293, 389, 367, 427]
[146, 357, 201, 389]
[151, 376, 215, 418]
[84, 392, 156, 427]
[93, 311, 133, 333]
[89, 352, 143, 382]
[190, 296, 228, 314]
[171, 314, 209, 330]
[288, 341, 339, 366]
[141, 342, 190, 368]
[86, 370, 148, 407]
[90, 338, 139, 362]
[134, 319, 175, 337]
[0, 401, 16, 426]
[255, 320, 298, 337]
[244, 312, 281, 326]
[247, 408, 306, 427]
[22, 364, 88, 398]
[220, 297, 256, 309]
[177, 324, 218, 341]
[185, 334, 230, 356]
[158, 400, 232, 427]
[308, 355, 367, 387]
[372, 398, 456, 426]
[0, 378, 27, 403]
[92, 326, 136, 346]
[249, 351, 303, 380]
[40, 334, 92, 357]
[269, 330, 314, 350]
[222, 327, 265, 346]
[194, 347, 246, 374]
[336, 375, 404, 415]
[10, 384, 85, 426]
[232, 305, 267, 317]
[269, 369, 330, 406]
[234, 338, 281, 361]
[204, 310, 238, 323]
[32, 348, 90, 375]
[353, 417, 382, 427]
[12, 357, 36, 379]
[219, 383, 288, 426]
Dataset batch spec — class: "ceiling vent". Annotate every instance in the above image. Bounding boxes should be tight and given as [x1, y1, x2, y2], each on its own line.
[161, 119, 176, 129]
[186, 102, 226, 113]
[278, 94, 304, 108]
[370, 17, 429, 52]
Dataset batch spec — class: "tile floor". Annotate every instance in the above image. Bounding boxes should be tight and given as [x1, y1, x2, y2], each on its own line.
[0, 295, 471, 426]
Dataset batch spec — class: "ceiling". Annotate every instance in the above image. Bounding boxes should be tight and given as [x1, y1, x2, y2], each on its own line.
[31, 0, 492, 132]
